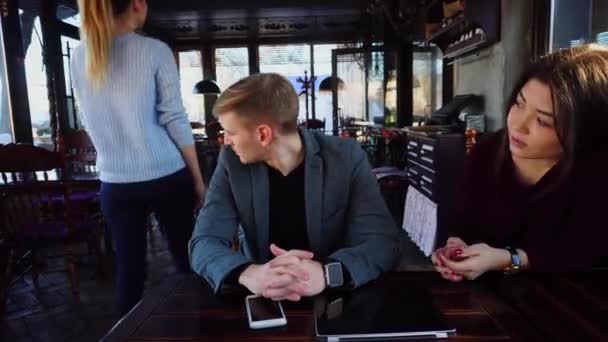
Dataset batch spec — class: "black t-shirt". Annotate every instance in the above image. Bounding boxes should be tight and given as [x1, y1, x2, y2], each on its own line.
[267, 162, 310, 251]
[223, 162, 308, 286]
[223, 160, 353, 289]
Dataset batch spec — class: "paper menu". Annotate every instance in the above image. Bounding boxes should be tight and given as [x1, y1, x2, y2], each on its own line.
[402, 186, 438, 256]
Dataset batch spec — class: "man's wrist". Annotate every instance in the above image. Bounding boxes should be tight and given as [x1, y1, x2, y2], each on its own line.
[237, 264, 256, 286]
[316, 260, 327, 291]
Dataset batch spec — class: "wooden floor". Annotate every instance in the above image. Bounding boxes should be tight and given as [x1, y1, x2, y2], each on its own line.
[1, 223, 430, 342]
[1, 221, 180, 342]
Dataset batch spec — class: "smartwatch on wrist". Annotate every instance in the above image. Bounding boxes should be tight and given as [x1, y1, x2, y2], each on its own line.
[324, 261, 344, 288]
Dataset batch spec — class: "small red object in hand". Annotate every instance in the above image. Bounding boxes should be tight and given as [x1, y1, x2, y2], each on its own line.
[437, 246, 469, 262]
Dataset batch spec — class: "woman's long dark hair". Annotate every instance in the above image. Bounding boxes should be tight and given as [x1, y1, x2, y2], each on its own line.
[497, 44, 608, 182]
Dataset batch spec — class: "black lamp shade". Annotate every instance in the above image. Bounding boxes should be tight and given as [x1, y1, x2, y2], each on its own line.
[193, 79, 221, 94]
[319, 76, 345, 92]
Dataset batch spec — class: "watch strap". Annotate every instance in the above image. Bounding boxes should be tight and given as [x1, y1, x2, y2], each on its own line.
[324, 261, 344, 288]
[504, 246, 522, 274]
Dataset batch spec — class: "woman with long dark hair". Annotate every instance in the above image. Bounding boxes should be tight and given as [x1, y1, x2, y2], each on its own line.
[433, 44, 608, 281]
[72, 0, 206, 315]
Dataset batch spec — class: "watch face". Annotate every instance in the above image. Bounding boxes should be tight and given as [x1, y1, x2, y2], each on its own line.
[326, 263, 344, 287]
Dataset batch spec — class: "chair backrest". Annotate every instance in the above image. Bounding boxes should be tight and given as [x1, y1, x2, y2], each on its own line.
[304, 118, 326, 130]
[62, 129, 97, 177]
[0, 143, 65, 181]
[195, 141, 221, 185]
[0, 144, 73, 239]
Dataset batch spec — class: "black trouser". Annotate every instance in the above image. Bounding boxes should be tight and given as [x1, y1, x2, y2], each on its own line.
[100, 168, 194, 317]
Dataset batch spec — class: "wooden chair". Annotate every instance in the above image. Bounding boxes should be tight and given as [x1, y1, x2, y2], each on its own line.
[62, 129, 98, 181]
[195, 140, 221, 185]
[0, 143, 104, 309]
[0, 191, 13, 317]
[61, 129, 114, 259]
[60, 129, 157, 256]
[301, 118, 326, 132]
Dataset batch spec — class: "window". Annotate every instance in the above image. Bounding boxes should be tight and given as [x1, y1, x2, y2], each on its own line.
[57, 4, 81, 27]
[368, 50, 385, 123]
[335, 52, 366, 122]
[316, 45, 393, 130]
[21, 14, 52, 148]
[259, 44, 312, 121]
[215, 47, 249, 91]
[592, 0, 608, 45]
[413, 47, 443, 117]
[551, 0, 608, 50]
[312, 44, 338, 131]
[178, 51, 204, 123]
[61, 35, 81, 129]
[0, 24, 11, 144]
[385, 69, 397, 125]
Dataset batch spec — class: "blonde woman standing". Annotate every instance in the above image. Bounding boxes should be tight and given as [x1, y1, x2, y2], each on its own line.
[72, 0, 205, 316]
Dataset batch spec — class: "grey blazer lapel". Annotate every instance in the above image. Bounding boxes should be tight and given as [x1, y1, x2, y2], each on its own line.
[251, 164, 270, 261]
[301, 129, 324, 256]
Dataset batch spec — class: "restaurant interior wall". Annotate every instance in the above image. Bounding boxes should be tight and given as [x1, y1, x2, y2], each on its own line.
[453, 0, 534, 132]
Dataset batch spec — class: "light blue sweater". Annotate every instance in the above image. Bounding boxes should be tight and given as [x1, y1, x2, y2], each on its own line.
[71, 32, 194, 183]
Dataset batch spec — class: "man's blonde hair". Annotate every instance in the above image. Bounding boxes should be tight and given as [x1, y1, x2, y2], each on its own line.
[213, 73, 299, 133]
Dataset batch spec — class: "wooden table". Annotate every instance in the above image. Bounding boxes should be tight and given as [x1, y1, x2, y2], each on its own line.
[101, 271, 608, 341]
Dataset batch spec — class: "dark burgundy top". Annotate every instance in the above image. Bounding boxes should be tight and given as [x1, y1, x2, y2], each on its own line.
[449, 130, 608, 272]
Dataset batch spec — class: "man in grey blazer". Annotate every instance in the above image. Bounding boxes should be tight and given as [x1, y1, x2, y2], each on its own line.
[189, 73, 400, 302]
